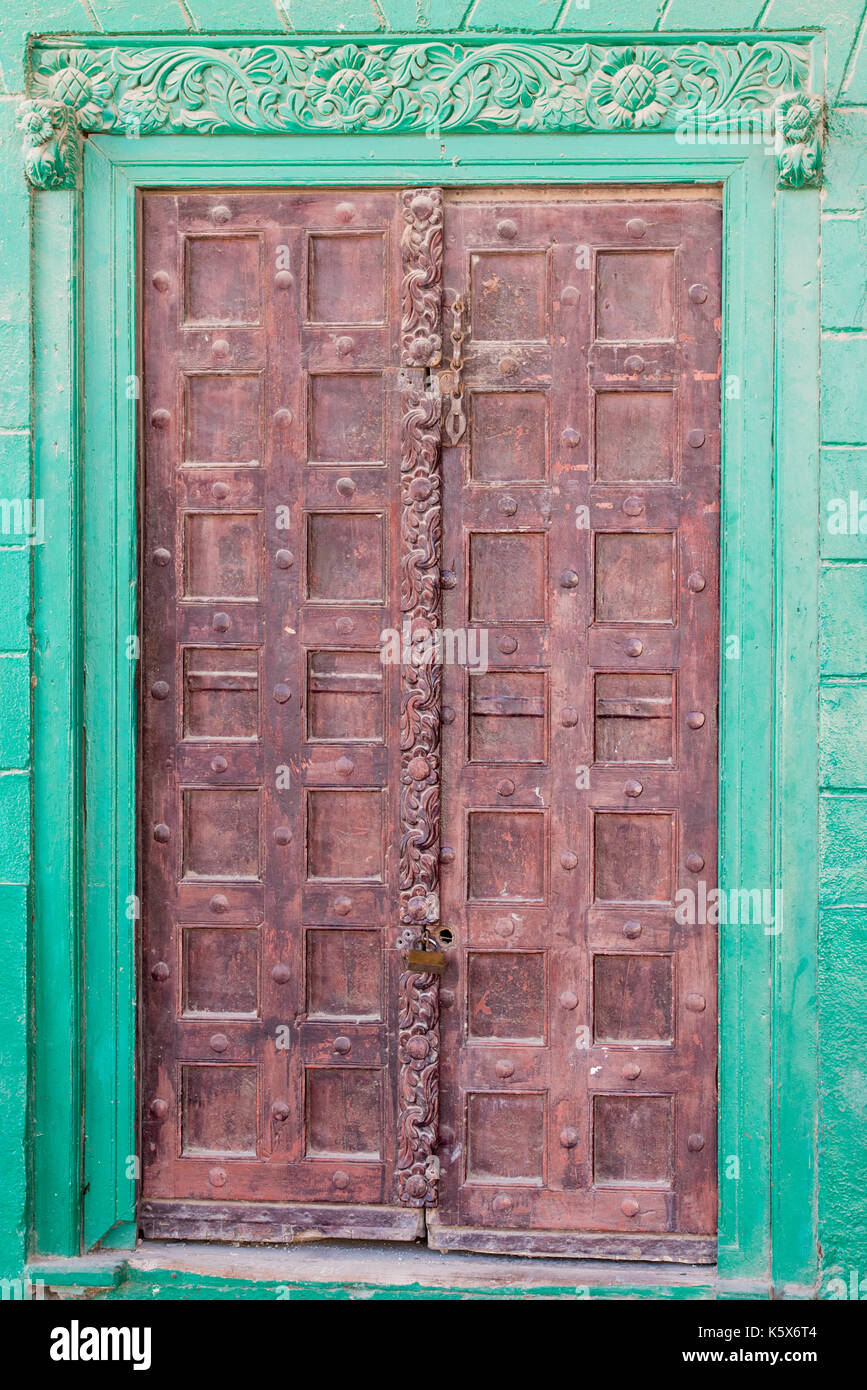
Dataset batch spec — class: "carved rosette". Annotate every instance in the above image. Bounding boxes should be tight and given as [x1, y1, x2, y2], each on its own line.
[396, 189, 444, 1208]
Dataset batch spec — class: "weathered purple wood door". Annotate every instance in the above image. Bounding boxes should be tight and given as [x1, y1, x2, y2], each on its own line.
[139, 187, 720, 1258]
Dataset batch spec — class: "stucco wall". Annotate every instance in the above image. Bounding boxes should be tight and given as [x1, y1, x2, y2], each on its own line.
[1, 1, 865, 1292]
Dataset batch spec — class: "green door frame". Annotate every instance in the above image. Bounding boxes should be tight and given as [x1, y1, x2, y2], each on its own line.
[26, 34, 822, 1298]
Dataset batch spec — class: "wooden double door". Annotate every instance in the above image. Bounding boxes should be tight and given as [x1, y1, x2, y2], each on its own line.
[139, 185, 720, 1260]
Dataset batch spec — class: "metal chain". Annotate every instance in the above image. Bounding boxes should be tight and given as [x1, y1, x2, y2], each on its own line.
[444, 293, 467, 444]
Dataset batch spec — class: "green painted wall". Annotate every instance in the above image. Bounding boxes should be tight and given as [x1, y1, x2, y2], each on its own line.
[1, 0, 865, 1296]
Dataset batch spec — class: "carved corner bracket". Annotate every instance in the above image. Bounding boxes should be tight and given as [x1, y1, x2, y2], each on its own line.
[22, 40, 823, 190]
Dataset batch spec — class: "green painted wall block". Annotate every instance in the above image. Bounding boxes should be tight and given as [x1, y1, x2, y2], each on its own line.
[462, 0, 564, 29]
[820, 794, 867, 905]
[283, 0, 382, 30]
[0, 774, 30, 882]
[761, 0, 862, 98]
[184, 0, 289, 28]
[821, 215, 866, 330]
[820, 683, 867, 787]
[555, 1, 665, 30]
[0, 659, 29, 770]
[0, 551, 30, 650]
[820, 563, 867, 675]
[86, 1, 193, 30]
[376, 2, 474, 30]
[0, 883, 27, 1280]
[822, 107, 867, 211]
[821, 337, 867, 443]
[819, 447, 867, 558]
[818, 907, 867, 1267]
[661, 0, 765, 28]
[0, 433, 30, 500]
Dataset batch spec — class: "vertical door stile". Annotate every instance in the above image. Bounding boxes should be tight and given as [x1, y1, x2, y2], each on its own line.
[396, 188, 445, 1207]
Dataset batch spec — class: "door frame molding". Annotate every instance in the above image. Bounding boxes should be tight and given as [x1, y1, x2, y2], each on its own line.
[28, 36, 821, 1296]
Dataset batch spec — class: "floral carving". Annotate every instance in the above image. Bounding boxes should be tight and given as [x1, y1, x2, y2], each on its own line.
[24, 40, 821, 190]
[401, 187, 443, 369]
[589, 47, 680, 128]
[397, 929, 440, 1207]
[775, 93, 823, 188]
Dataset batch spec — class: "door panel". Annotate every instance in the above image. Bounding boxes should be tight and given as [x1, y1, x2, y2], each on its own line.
[139, 189, 422, 1239]
[432, 195, 720, 1258]
[139, 186, 720, 1257]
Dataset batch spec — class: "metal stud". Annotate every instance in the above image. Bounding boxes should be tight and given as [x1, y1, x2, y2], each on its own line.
[561, 427, 581, 448]
[336, 202, 356, 223]
[273, 683, 291, 703]
[623, 496, 644, 516]
[441, 569, 458, 590]
[495, 917, 515, 938]
[336, 336, 355, 357]
[273, 408, 293, 427]
[560, 285, 580, 306]
[687, 1133, 706, 1152]
[560, 707, 579, 727]
[439, 846, 455, 865]
[150, 408, 171, 428]
[334, 895, 353, 917]
[498, 355, 520, 377]
[275, 549, 294, 569]
[559, 1128, 579, 1149]
[151, 961, 170, 982]
[271, 964, 291, 984]
[626, 218, 647, 238]
[332, 1170, 350, 1190]
[687, 571, 706, 593]
[496, 1060, 515, 1078]
[498, 494, 518, 516]
[686, 711, 706, 730]
[211, 481, 229, 501]
[212, 612, 231, 633]
[687, 429, 706, 448]
[686, 852, 705, 872]
[441, 706, 456, 724]
[560, 851, 578, 870]
[624, 780, 643, 798]
[151, 271, 171, 292]
[497, 218, 518, 240]
[153, 823, 170, 843]
[498, 635, 518, 655]
[559, 990, 579, 1010]
[689, 284, 708, 304]
[211, 204, 231, 224]
[274, 826, 292, 846]
[152, 547, 171, 566]
[271, 1101, 290, 1122]
[622, 920, 642, 939]
[208, 1167, 227, 1188]
[624, 638, 643, 658]
[560, 569, 580, 589]
[622, 1062, 641, 1080]
[212, 338, 230, 359]
[625, 354, 645, 374]
[336, 616, 354, 635]
[149, 1099, 168, 1119]
[210, 1033, 229, 1053]
[685, 993, 707, 1013]
[209, 894, 229, 914]
[336, 755, 355, 777]
[211, 755, 228, 773]
[492, 1194, 513, 1214]
[333, 1036, 352, 1055]
[275, 269, 294, 288]
[336, 476, 356, 497]
[621, 1197, 640, 1217]
[150, 680, 170, 700]
[497, 778, 516, 798]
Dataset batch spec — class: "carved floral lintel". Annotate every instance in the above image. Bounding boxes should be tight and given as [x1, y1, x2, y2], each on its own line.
[22, 40, 822, 190]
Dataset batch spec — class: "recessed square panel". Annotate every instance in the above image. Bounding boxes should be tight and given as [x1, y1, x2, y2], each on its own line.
[471, 392, 547, 482]
[308, 234, 386, 324]
[596, 251, 675, 341]
[183, 512, 261, 600]
[467, 1092, 544, 1182]
[306, 1068, 381, 1156]
[469, 532, 546, 623]
[468, 952, 545, 1041]
[471, 251, 548, 341]
[593, 954, 673, 1042]
[183, 647, 260, 741]
[469, 671, 546, 763]
[181, 1064, 258, 1156]
[184, 374, 261, 464]
[182, 788, 260, 880]
[306, 929, 382, 1019]
[184, 235, 262, 324]
[306, 650, 384, 741]
[182, 927, 259, 1016]
[306, 513, 385, 603]
[307, 789, 383, 881]
[594, 673, 673, 764]
[308, 374, 383, 463]
[595, 533, 674, 623]
[594, 812, 673, 903]
[593, 1094, 673, 1185]
[595, 392, 675, 482]
[468, 811, 545, 902]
